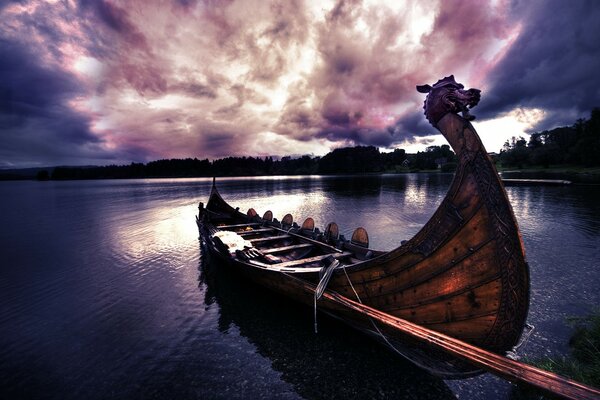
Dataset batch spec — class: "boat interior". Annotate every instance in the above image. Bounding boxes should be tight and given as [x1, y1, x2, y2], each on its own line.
[201, 204, 386, 273]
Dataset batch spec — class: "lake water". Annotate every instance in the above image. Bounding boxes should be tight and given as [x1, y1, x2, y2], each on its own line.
[1, 174, 599, 399]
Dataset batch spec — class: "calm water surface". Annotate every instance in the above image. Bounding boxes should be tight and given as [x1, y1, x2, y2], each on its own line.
[1, 175, 599, 399]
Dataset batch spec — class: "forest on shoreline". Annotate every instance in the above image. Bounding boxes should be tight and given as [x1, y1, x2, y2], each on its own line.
[498, 108, 600, 168]
[1, 108, 598, 181]
[2, 145, 457, 181]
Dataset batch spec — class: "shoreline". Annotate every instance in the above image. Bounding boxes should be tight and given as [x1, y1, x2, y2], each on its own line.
[498, 166, 600, 184]
[3, 165, 600, 183]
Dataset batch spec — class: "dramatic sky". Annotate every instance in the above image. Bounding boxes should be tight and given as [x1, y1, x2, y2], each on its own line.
[1, 0, 600, 167]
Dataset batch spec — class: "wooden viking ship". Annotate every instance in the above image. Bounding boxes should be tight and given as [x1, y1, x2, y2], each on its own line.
[196, 76, 600, 399]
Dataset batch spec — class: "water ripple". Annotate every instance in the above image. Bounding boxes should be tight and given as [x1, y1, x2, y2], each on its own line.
[1, 177, 599, 399]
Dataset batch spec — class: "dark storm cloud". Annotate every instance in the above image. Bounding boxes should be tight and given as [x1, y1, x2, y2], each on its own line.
[0, 0, 23, 11]
[313, 110, 437, 149]
[479, 0, 600, 130]
[77, 0, 172, 96]
[392, 111, 436, 138]
[0, 38, 111, 167]
[3, 0, 597, 167]
[78, 0, 149, 50]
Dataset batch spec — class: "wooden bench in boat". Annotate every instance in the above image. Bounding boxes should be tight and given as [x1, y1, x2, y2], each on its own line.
[237, 228, 275, 236]
[218, 222, 263, 229]
[250, 234, 292, 244]
[268, 225, 344, 253]
[247, 251, 352, 269]
[273, 251, 352, 268]
[259, 243, 314, 254]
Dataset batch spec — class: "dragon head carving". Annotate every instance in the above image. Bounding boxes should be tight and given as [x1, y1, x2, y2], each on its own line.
[416, 75, 481, 127]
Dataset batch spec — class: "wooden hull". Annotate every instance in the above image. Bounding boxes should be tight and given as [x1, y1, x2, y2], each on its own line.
[332, 114, 530, 356]
[197, 113, 530, 378]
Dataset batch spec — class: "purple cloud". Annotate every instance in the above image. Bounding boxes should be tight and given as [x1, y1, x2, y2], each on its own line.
[477, 0, 600, 131]
[1, 0, 599, 167]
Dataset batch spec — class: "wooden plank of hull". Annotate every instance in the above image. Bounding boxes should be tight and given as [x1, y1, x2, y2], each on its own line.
[332, 256, 503, 344]
[325, 206, 503, 345]
[213, 255, 482, 377]
[390, 279, 501, 328]
[425, 314, 497, 341]
[336, 204, 494, 295]
[361, 238, 501, 307]
[390, 276, 502, 317]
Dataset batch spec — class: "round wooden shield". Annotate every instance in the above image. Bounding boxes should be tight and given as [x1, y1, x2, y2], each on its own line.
[324, 222, 339, 242]
[262, 210, 273, 221]
[351, 227, 369, 247]
[282, 213, 293, 226]
[301, 217, 315, 231]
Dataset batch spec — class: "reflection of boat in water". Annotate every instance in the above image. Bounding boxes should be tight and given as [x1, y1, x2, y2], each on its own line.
[196, 76, 600, 398]
[199, 250, 456, 400]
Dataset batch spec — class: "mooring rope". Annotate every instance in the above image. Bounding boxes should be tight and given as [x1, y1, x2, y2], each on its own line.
[313, 257, 534, 371]
[506, 323, 535, 360]
[339, 266, 440, 373]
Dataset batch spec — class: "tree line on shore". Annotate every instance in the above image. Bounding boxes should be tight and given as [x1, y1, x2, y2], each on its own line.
[43, 145, 456, 180]
[498, 108, 600, 168]
[12, 107, 599, 181]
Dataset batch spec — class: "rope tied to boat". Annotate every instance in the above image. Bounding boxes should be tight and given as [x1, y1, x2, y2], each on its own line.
[314, 256, 341, 333]
[506, 323, 535, 360]
[314, 255, 433, 373]
[339, 264, 437, 373]
[311, 254, 536, 372]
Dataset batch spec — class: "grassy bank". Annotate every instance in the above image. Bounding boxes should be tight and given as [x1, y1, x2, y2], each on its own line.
[513, 311, 600, 399]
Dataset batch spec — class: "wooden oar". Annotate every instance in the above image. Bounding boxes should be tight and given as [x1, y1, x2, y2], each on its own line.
[287, 275, 600, 400]
[321, 289, 600, 400]
[268, 225, 344, 253]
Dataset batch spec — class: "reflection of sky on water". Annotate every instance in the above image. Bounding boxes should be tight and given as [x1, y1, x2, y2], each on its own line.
[1, 175, 599, 400]
[213, 174, 451, 250]
[111, 199, 200, 268]
[505, 185, 600, 358]
[229, 193, 328, 227]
